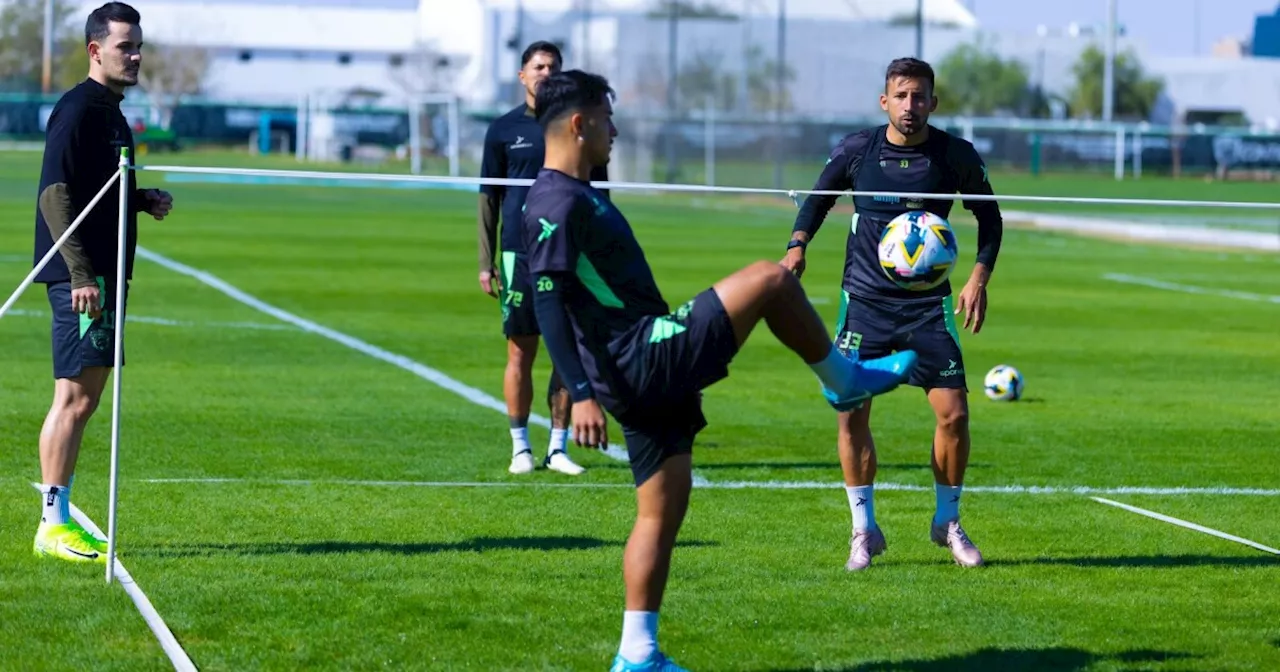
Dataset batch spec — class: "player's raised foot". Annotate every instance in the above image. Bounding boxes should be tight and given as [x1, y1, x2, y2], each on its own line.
[509, 449, 535, 474]
[66, 521, 108, 554]
[33, 522, 105, 564]
[609, 651, 689, 672]
[544, 450, 586, 475]
[823, 350, 918, 412]
[930, 518, 983, 567]
[845, 526, 888, 571]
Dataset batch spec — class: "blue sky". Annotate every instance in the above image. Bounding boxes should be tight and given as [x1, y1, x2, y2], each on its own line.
[966, 0, 1278, 56]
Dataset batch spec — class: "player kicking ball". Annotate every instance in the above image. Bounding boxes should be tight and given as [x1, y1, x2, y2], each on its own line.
[782, 57, 1004, 571]
[523, 69, 918, 671]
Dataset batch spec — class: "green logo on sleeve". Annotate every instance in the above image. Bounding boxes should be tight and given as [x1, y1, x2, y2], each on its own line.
[537, 218, 559, 242]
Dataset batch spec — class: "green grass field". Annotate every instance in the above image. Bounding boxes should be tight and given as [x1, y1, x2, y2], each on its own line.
[1, 148, 1278, 671]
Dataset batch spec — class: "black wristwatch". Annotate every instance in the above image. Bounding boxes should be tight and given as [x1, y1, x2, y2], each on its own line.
[786, 238, 808, 252]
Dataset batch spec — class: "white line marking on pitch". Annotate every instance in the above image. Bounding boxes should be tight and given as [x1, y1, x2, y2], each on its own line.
[136, 247, 633, 464]
[6, 307, 294, 331]
[137, 477, 1280, 496]
[1103, 273, 1280, 305]
[1092, 497, 1280, 555]
[29, 483, 197, 671]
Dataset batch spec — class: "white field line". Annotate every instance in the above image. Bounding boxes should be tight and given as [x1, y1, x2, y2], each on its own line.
[135, 247, 633, 463]
[1092, 497, 1280, 555]
[1103, 273, 1280, 305]
[5, 308, 294, 331]
[136, 477, 1280, 497]
[28, 483, 197, 671]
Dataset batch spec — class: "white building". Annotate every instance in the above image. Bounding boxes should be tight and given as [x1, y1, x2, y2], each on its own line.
[86, 0, 977, 111]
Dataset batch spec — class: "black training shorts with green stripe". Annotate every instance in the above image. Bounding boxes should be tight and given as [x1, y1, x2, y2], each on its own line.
[834, 291, 966, 391]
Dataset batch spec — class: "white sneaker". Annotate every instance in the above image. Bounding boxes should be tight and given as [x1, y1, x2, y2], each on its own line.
[544, 450, 585, 476]
[508, 450, 535, 474]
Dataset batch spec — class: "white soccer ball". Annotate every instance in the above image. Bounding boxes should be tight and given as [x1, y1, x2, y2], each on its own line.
[877, 210, 959, 291]
[983, 364, 1025, 402]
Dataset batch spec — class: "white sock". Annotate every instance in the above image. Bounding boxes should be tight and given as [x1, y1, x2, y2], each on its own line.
[846, 485, 876, 532]
[809, 345, 856, 396]
[934, 484, 962, 525]
[618, 610, 659, 664]
[548, 428, 568, 455]
[40, 483, 69, 525]
[510, 427, 530, 456]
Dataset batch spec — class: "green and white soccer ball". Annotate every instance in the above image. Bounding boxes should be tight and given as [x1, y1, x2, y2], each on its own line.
[983, 364, 1025, 402]
[877, 210, 959, 291]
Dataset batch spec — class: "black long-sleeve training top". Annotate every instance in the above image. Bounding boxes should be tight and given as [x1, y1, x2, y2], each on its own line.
[791, 124, 1003, 303]
[32, 77, 148, 289]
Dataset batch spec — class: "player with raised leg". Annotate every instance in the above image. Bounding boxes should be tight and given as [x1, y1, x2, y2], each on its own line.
[478, 40, 606, 476]
[524, 69, 918, 671]
[31, 2, 174, 563]
[781, 58, 1004, 571]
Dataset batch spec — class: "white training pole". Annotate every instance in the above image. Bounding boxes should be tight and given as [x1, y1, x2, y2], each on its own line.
[131, 163, 1280, 210]
[0, 170, 123, 321]
[106, 148, 130, 584]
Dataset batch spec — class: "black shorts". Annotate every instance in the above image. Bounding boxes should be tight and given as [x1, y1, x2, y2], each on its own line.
[47, 278, 129, 380]
[611, 288, 739, 486]
[500, 251, 540, 338]
[834, 291, 966, 390]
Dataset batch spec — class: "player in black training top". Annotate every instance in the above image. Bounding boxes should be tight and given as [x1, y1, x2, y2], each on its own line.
[782, 58, 1004, 572]
[477, 40, 607, 477]
[30, 2, 174, 564]
[524, 69, 917, 671]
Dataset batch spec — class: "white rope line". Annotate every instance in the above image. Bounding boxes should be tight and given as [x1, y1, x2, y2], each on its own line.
[133, 164, 1280, 211]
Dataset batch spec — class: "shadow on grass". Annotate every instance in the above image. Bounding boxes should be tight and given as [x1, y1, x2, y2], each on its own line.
[990, 554, 1279, 569]
[134, 535, 718, 558]
[763, 646, 1195, 671]
[586, 461, 985, 472]
[693, 462, 950, 472]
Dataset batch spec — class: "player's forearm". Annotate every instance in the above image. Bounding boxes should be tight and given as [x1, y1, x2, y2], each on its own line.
[533, 283, 593, 402]
[974, 207, 1003, 272]
[791, 195, 837, 240]
[477, 194, 500, 271]
[38, 183, 96, 288]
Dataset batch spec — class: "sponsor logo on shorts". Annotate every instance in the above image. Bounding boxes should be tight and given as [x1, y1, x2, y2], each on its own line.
[938, 358, 964, 378]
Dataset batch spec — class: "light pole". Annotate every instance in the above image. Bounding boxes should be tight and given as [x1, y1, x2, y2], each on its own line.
[42, 0, 54, 93]
[1103, 0, 1116, 122]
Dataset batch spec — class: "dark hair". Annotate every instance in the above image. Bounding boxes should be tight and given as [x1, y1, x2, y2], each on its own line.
[521, 40, 563, 68]
[535, 70, 615, 129]
[884, 57, 934, 91]
[85, 2, 141, 46]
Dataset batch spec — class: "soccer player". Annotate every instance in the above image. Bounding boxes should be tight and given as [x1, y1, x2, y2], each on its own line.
[524, 69, 918, 671]
[30, 2, 174, 563]
[781, 57, 1004, 571]
[478, 40, 606, 476]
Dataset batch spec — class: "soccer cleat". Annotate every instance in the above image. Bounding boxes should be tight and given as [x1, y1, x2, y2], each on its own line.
[67, 520, 108, 555]
[545, 450, 586, 475]
[823, 350, 918, 412]
[609, 651, 689, 672]
[509, 449, 536, 474]
[845, 527, 888, 571]
[33, 522, 105, 564]
[930, 519, 984, 567]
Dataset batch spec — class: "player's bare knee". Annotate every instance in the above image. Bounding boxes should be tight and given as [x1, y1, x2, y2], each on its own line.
[55, 389, 99, 425]
[506, 336, 538, 370]
[750, 260, 793, 297]
[935, 406, 969, 437]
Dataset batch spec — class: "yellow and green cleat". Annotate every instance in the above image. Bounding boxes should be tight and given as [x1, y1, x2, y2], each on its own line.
[33, 522, 108, 564]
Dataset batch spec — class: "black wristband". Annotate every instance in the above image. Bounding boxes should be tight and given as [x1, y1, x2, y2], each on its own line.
[786, 238, 807, 252]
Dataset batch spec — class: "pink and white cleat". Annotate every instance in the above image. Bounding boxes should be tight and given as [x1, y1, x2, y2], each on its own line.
[930, 519, 983, 567]
[845, 527, 887, 571]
